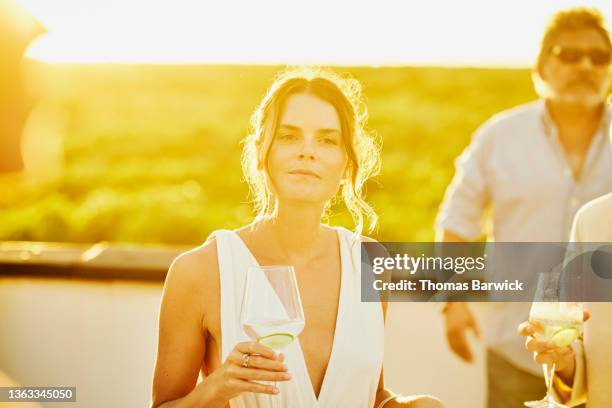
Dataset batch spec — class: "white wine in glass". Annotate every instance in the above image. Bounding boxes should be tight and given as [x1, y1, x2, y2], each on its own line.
[243, 319, 305, 350]
[240, 265, 305, 405]
[525, 272, 584, 408]
[529, 302, 583, 348]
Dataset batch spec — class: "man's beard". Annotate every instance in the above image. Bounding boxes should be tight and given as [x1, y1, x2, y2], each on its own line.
[532, 71, 610, 107]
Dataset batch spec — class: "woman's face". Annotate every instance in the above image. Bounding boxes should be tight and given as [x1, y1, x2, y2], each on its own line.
[266, 92, 348, 207]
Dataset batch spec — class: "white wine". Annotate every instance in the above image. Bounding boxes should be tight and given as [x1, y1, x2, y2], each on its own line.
[524, 276, 584, 408]
[529, 302, 583, 347]
[243, 319, 305, 350]
[530, 317, 583, 346]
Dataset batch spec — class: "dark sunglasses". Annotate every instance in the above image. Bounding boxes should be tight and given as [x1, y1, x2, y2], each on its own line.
[551, 45, 611, 66]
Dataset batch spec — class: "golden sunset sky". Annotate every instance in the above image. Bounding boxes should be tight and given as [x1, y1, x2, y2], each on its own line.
[16, 0, 612, 66]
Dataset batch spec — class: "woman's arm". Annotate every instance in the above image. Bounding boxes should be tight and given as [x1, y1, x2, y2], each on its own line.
[375, 301, 393, 406]
[375, 309, 444, 408]
[150, 246, 221, 408]
[361, 235, 443, 408]
[150, 241, 290, 408]
[375, 301, 444, 408]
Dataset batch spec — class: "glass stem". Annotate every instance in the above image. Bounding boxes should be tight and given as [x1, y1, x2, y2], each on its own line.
[544, 363, 556, 399]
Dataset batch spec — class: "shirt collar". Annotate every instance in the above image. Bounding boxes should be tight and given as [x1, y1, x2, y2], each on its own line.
[539, 99, 611, 142]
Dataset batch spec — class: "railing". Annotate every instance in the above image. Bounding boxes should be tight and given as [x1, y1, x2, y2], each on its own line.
[0, 242, 187, 408]
[0, 241, 189, 281]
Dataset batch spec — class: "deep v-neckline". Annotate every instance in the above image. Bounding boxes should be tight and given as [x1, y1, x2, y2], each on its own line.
[228, 227, 347, 405]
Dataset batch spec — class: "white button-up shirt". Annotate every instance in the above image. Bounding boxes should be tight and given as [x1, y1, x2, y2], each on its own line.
[436, 100, 612, 375]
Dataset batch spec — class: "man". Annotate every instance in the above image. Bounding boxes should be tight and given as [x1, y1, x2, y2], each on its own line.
[436, 7, 612, 407]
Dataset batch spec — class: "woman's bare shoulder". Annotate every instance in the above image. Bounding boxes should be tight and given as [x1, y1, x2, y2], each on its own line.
[576, 192, 612, 224]
[165, 237, 220, 292]
[232, 224, 256, 241]
[574, 192, 612, 241]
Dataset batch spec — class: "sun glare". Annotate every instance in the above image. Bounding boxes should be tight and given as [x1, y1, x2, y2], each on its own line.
[15, 0, 612, 66]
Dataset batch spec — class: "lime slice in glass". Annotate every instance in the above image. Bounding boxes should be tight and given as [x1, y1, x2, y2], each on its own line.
[257, 333, 294, 350]
[551, 327, 579, 347]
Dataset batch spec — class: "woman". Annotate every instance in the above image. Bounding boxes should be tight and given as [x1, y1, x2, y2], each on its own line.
[150, 68, 442, 408]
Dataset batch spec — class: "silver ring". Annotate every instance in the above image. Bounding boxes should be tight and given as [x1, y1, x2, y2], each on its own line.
[241, 352, 250, 368]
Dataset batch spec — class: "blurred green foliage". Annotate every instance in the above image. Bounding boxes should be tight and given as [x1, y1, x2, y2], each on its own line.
[0, 64, 537, 244]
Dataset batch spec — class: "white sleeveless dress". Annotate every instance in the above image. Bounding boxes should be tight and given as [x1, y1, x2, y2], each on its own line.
[211, 226, 384, 408]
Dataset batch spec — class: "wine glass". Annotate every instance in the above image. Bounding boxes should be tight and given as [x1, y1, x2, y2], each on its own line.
[524, 272, 583, 408]
[240, 265, 305, 404]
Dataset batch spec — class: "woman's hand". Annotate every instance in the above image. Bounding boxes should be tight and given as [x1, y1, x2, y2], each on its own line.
[517, 310, 590, 383]
[377, 389, 443, 408]
[202, 341, 292, 405]
[385, 395, 444, 408]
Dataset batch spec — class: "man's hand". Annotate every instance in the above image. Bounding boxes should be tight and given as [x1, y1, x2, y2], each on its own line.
[443, 302, 480, 363]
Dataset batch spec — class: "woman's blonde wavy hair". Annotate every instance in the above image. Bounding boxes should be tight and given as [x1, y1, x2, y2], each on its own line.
[241, 67, 381, 236]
